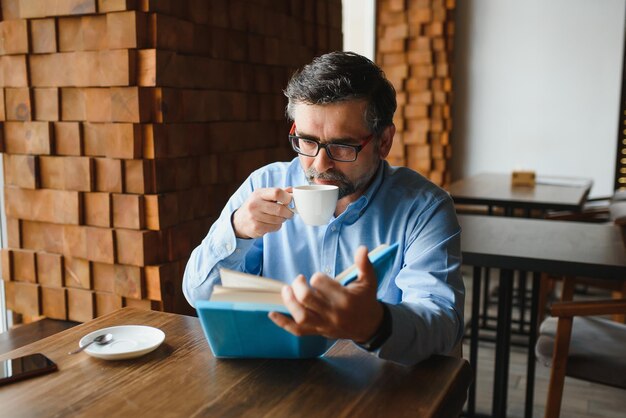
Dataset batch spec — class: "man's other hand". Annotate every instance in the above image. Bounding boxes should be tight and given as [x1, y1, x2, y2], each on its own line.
[268, 246, 384, 343]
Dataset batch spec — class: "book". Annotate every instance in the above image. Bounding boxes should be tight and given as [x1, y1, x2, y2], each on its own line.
[196, 243, 399, 359]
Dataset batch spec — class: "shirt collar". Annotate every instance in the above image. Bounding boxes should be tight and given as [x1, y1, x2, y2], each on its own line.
[339, 160, 387, 224]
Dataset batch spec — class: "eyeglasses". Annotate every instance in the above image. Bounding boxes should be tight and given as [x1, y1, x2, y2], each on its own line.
[288, 123, 374, 162]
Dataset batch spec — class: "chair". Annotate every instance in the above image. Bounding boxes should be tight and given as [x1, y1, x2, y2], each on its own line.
[535, 294, 626, 418]
[537, 192, 626, 324]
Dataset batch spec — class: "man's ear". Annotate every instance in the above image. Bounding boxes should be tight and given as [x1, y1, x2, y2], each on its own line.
[378, 124, 395, 159]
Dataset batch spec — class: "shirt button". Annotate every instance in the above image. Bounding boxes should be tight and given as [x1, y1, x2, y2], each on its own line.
[331, 226, 337, 232]
[225, 243, 232, 251]
[325, 267, 331, 274]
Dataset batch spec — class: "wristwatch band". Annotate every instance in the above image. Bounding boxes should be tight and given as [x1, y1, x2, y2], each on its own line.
[359, 302, 392, 352]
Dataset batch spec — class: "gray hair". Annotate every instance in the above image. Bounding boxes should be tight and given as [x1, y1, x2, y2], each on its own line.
[284, 51, 397, 137]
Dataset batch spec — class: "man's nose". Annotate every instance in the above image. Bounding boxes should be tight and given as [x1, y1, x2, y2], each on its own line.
[313, 147, 334, 173]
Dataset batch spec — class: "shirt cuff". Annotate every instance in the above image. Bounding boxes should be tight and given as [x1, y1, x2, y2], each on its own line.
[209, 209, 256, 260]
[357, 302, 392, 352]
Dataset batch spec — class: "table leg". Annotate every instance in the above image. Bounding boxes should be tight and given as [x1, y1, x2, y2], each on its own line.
[492, 269, 514, 417]
[467, 266, 482, 417]
[524, 272, 541, 418]
[518, 271, 527, 333]
[481, 267, 491, 328]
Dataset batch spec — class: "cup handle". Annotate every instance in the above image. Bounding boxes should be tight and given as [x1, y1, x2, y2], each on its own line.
[277, 201, 297, 214]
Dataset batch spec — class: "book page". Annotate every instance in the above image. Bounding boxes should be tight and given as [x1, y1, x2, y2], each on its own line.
[219, 269, 285, 292]
[211, 286, 285, 305]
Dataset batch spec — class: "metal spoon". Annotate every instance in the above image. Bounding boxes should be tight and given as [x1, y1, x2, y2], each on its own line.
[68, 333, 113, 354]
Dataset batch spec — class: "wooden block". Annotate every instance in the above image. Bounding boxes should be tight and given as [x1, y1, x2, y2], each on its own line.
[33, 88, 60, 121]
[54, 121, 82, 155]
[144, 262, 178, 301]
[84, 192, 111, 227]
[86, 226, 115, 263]
[1, 0, 21, 20]
[67, 287, 94, 322]
[151, 13, 194, 53]
[57, 16, 81, 51]
[84, 88, 111, 122]
[107, 10, 149, 49]
[82, 15, 108, 51]
[82, 122, 105, 156]
[0, 88, 5, 121]
[21, 220, 64, 254]
[36, 252, 64, 287]
[124, 159, 154, 194]
[5, 187, 82, 225]
[92, 262, 115, 292]
[39, 156, 93, 191]
[41, 286, 67, 319]
[0, 20, 29, 55]
[11, 249, 36, 282]
[123, 297, 161, 311]
[5, 87, 31, 121]
[63, 225, 87, 259]
[99, 49, 136, 86]
[29, 53, 68, 86]
[63, 156, 93, 190]
[404, 104, 429, 119]
[114, 264, 143, 299]
[64, 256, 91, 289]
[84, 123, 141, 159]
[95, 291, 122, 316]
[29, 50, 135, 87]
[94, 157, 123, 193]
[113, 193, 145, 229]
[98, 0, 138, 13]
[3, 280, 15, 309]
[111, 87, 154, 122]
[8, 281, 40, 316]
[115, 229, 162, 266]
[19, 0, 97, 19]
[155, 87, 183, 122]
[60, 87, 86, 121]
[1, 248, 12, 282]
[30, 18, 57, 54]
[3, 153, 39, 189]
[3, 121, 53, 154]
[5, 221, 20, 252]
[1, 55, 29, 87]
[165, 220, 196, 261]
[144, 193, 178, 230]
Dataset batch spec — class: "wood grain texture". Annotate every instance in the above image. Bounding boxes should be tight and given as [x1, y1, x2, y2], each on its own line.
[30, 18, 57, 54]
[36, 252, 64, 287]
[0, 308, 471, 418]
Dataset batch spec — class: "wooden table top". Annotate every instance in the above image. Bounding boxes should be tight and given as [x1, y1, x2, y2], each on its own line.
[448, 173, 592, 211]
[0, 308, 471, 418]
[459, 215, 626, 279]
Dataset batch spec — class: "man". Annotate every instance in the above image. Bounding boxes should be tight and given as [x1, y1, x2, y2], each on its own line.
[183, 51, 464, 366]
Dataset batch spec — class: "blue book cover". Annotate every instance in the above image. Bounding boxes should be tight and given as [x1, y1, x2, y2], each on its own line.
[196, 243, 399, 359]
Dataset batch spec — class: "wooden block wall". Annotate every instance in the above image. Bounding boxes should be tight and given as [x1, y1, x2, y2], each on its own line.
[0, 0, 342, 322]
[376, 0, 455, 187]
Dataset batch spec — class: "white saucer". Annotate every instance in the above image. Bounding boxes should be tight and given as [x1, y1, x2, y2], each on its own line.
[79, 325, 165, 360]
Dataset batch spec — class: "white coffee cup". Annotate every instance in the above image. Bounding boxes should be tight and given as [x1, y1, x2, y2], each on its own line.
[291, 185, 339, 226]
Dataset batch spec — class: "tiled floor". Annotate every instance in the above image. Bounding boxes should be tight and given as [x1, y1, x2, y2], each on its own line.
[461, 268, 626, 417]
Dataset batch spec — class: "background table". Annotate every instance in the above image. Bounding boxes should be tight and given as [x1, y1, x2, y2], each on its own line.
[0, 308, 471, 418]
[449, 173, 592, 214]
[459, 215, 626, 418]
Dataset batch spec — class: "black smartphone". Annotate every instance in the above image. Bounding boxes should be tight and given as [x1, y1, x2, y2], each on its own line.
[0, 353, 58, 386]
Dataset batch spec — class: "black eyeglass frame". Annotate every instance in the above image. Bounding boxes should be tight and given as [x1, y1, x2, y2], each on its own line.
[288, 122, 374, 163]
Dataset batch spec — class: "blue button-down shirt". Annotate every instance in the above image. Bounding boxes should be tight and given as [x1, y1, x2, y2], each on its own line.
[183, 158, 464, 366]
